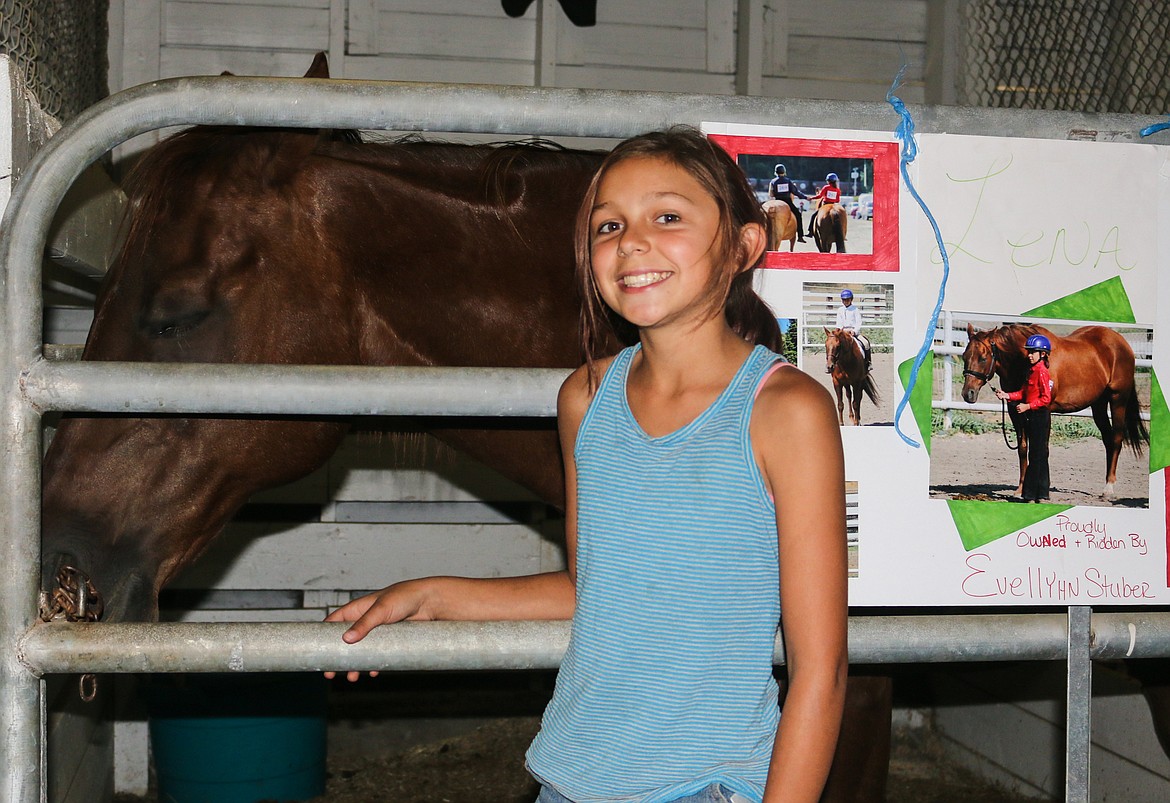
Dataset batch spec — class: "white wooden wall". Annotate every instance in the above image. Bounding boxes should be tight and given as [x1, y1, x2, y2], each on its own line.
[108, 0, 946, 103]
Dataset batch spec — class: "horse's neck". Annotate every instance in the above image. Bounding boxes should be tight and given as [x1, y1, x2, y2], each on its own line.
[840, 335, 860, 361]
[324, 154, 586, 371]
[995, 334, 1033, 386]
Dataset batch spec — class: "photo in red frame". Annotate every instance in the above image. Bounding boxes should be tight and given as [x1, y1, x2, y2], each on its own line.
[707, 134, 900, 271]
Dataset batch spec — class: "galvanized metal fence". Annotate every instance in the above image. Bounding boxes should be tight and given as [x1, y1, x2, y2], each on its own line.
[4, 77, 1170, 803]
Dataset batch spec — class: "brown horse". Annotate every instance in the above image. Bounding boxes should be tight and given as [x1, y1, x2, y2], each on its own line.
[812, 203, 847, 253]
[761, 200, 797, 251]
[960, 322, 1148, 497]
[41, 56, 604, 624]
[824, 328, 878, 425]
[39, 55, 892, 801]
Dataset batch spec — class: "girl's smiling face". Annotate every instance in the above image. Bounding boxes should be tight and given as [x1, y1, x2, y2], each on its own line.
[588, 156, 728, 332]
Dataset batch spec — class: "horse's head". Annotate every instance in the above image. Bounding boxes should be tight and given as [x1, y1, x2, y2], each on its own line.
[41, 61, 363, 621]
[824, 327, 844, 371]
[960, 323, 1000, 404]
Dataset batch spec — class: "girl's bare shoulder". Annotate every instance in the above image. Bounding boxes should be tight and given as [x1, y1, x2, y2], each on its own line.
[754, 363, 838, 433]
[558, 356, 618, 419]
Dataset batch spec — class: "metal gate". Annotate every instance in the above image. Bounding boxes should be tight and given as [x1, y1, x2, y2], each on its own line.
[4, 76, 1170, 803]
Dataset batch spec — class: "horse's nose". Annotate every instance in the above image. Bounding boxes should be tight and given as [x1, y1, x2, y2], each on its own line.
[962, 387, 978, 404]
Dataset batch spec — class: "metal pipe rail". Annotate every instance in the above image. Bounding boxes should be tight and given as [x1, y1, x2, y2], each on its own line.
[18, 612, 1170, 675]
[23, 361, 570, 417]
[3, 77, 1169, 803]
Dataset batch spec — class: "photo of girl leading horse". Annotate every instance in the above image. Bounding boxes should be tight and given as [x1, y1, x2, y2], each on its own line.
[930, 317, 1151, 507]
[327, 128, 848, 803]
[993, 334, 1053, 502]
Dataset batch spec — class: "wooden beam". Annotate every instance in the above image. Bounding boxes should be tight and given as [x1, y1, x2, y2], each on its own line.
[329, 0, 348, 76]
[765, 0, 789, 76]
[536, 0, 559, 87]
[735, 0, 764, 95]
[925, 0, 960, 105]
[348, 0, 379, 55]
[707, 0, 735, 75]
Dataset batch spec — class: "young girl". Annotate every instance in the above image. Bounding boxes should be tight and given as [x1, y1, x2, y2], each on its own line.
[806, 172, 841, 237]
[995, 333, 1053, 502]
[326, 128, 848, 803]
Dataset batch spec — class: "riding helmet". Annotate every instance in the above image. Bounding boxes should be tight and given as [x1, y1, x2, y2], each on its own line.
[840, 289, 853, 300]
[774, 163, 786, 175]
[1025, 334, 1052, 352]
[826, 172, 838, 182]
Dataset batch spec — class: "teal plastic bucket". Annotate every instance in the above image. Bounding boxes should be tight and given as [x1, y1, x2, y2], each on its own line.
[148, 673, 327, 803]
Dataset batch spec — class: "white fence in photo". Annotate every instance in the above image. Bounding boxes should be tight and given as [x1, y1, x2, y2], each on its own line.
[800, 288, 894, 354]
[932, 309, 1154, 428]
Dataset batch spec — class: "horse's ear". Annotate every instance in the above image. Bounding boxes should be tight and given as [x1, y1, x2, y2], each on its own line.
[824, 327, 831, 335]
[966, 322, 978, 338]
[299, 52, 359, 143]
[305, 52, 330, 79]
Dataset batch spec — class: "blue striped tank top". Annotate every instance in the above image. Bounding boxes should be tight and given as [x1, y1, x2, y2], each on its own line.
[527, 344, 784, 803]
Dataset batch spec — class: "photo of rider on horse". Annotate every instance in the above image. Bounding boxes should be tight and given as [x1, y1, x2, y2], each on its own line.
[734, 152, 875, 255]
[803, 283, 893, 428]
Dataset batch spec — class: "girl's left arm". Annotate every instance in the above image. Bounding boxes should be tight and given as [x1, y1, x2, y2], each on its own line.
[753, 367, 849, 803]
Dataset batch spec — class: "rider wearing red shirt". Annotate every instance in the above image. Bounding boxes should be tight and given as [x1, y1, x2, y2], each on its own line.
[808, 172, 842, 236]
[995, 334, 1053, 502]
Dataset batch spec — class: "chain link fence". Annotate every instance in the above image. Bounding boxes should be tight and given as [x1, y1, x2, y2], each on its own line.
[961, 0, 1169, 115]
[0, 0, 108, 121]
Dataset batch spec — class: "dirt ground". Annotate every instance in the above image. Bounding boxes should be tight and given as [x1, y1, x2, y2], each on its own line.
[779, 216, 874, 255]
[115, 669, 1044, 803]
[929, 427, 1149, 508]
[806, 351, 897, 428]
[298, 716, 1040, 803]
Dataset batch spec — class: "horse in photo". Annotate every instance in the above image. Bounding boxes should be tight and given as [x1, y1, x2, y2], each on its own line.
[761, 200, 797, 252]
[824, 327, 878, 425]
[960, 322, 1148, 497]
[812, 203, 847, 253]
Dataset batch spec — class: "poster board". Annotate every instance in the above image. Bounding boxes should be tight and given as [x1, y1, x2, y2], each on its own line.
[704, 121, 1168, 606]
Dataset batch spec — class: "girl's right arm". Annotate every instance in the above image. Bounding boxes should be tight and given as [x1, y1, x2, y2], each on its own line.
[324, 365, 592, 678]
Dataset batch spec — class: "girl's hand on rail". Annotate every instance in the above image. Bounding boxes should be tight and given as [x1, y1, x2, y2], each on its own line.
[323, 579, 435, 682]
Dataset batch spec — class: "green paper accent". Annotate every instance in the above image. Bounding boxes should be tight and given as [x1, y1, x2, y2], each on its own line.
[948, 499, 1075, 551]
[1150, 370, 1170, 474]
[898, 355, 933, 453]
[1023, 276, 1136, 324]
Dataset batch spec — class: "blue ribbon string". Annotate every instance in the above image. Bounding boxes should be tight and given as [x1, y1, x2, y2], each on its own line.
[1139, 115, 1170, 138]
[887, 65, 950, 449]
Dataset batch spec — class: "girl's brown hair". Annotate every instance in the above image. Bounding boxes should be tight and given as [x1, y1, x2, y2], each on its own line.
[575, 127, 783, 380]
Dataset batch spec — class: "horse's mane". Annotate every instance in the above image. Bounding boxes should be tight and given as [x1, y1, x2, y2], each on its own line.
[116, 127, 602, 263]
[992, 322, 1043, 350]
[325, 134, 601, 208]
[118, 126, 320, 264]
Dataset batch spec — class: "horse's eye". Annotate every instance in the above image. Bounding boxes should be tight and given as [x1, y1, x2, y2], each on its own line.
[142, 310, 211, 339]
[139, 286, 214, 340]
